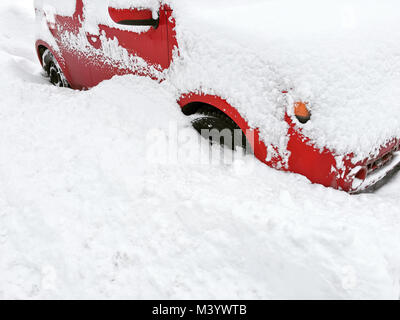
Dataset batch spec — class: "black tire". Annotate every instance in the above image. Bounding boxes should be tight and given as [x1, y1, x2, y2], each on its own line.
[191, 105, 250, 151]
[42, 49, 69, 88]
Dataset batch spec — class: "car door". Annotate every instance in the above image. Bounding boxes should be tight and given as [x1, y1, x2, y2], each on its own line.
[85, 2, 175, 86]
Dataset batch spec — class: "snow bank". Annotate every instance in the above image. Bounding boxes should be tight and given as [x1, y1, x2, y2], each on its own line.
[1, 1, 400, 299]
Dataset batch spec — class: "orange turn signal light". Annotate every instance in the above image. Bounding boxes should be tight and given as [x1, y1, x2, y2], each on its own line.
[294, 102, 311, 124]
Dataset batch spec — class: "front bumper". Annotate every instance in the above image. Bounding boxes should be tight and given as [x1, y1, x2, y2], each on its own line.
[354, 151, 400, 193]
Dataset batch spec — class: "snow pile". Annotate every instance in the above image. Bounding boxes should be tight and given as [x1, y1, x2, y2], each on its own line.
[1, 0, 400, 299]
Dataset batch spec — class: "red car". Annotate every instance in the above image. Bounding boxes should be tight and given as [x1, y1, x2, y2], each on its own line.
[34, 0, 400, 193]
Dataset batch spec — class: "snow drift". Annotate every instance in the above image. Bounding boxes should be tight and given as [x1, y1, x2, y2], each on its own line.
[1, 0, 400, 299]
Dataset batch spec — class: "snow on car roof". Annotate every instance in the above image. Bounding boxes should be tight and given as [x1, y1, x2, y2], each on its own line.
[42, 0, 400, 160]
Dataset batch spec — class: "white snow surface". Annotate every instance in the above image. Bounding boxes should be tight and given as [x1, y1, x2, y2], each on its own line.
[1, 0, 400, 299]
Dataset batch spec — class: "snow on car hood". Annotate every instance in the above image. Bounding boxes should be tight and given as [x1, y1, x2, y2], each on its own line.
[45, 0, 400, 160]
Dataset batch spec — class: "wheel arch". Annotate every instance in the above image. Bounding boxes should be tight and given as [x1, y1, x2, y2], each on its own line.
[178, 93, 268, 161]
[35, 40, 74, 87]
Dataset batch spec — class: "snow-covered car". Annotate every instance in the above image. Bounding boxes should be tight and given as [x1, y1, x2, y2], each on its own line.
[34, 0, 400, 193]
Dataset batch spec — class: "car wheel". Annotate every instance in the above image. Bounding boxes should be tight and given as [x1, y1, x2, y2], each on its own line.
[192, 105, 250, 151]
[42, 49, 69, 87]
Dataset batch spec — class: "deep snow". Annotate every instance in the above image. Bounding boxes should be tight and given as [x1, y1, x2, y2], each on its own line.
[1, 0, 400, 299]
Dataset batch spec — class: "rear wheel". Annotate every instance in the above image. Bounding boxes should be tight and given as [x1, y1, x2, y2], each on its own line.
[191, 105, 250, 152]
[42, 49, 69, 87]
